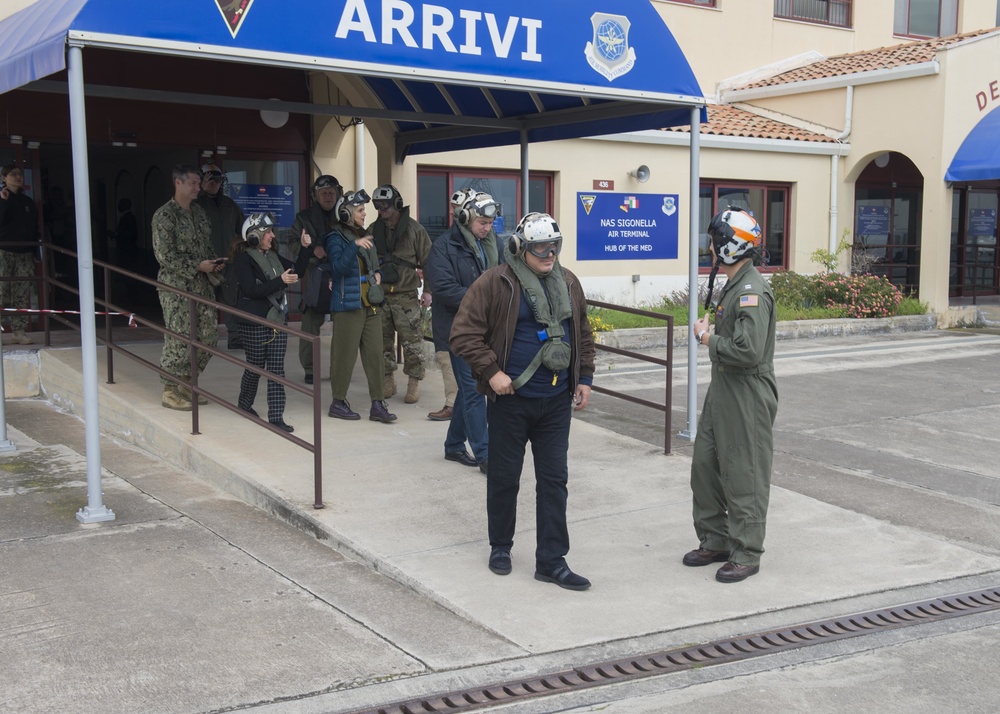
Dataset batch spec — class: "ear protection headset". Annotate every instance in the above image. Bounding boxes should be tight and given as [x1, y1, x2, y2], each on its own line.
[241, 212, 277, 248]
[336, 189, 371, 224]
[372, 184, 404, 211]
[457, 193, 502, 227]
[312, 174, 342, 197]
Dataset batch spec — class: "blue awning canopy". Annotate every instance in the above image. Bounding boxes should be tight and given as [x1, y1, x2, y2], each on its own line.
[946, 107, 1000, 182]
[0, 0, 705, 157]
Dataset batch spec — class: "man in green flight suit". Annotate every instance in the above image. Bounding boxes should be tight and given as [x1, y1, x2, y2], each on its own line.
[685, 206, 778, 583]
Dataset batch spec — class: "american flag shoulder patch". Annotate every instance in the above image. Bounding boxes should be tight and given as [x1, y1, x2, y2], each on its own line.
[740, 294, 759, 307]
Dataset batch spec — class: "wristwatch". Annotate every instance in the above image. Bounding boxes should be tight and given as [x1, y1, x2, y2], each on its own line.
[696, 329, 708, 345]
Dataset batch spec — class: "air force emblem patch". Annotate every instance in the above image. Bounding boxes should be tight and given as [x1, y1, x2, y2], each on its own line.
[585, 13, 637, 82]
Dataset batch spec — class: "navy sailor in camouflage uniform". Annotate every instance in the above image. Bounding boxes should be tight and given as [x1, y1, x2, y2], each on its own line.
[151, 164, 226, 411]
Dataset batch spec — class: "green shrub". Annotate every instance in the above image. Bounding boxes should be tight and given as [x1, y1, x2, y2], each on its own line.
[895, 297, 928, 316]
[813, 273, 902, 318]
[770, 270, 818, 308]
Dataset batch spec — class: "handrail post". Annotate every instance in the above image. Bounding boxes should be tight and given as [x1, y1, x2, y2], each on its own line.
[189, 297, 200, 435]
[104, 264, 114, 384]
[313, 334, 324, 508]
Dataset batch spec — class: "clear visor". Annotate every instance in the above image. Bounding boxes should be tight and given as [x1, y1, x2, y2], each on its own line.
[526, 239, 562, 258]
[472, 200, 502, 220]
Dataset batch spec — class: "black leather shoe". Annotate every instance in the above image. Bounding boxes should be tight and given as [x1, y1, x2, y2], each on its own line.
[534, 565, 591, 591]
[445, 451, 477, 467]
[269, 420, 294, 433]
[682, 548, 730, 567]
[304, 373, 313, 385]
[328, 399, 360, 420]
[369, 400, 397, 423]
[479, 460, 488, 475]
[227, 341, 243, 350]
[239, 404, 260, 418]
[488, 546, 512, 575]
[715, 562, 760, 583]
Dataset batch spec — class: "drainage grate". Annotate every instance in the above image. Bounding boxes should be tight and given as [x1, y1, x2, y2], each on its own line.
[355, 585, 1000, 714]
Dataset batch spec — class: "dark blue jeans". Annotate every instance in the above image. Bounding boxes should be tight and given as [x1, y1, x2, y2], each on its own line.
[445, 352, 488, 463]
[487, 390, 572, 572]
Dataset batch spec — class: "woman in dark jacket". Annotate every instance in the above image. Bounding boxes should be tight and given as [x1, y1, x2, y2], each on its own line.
[232, 212, 312, 432]
[325, 189, 396, 424]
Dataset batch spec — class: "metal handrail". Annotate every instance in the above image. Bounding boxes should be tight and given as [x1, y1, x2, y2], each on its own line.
[586, 299, 674, 455]
[37, 242, 326, 508]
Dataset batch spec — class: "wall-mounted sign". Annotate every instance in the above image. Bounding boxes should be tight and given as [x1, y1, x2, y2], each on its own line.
[968, 208, 997, 237]
[855, 205, 890, 236]
[228, 184, 296, 227]
[576, 192, 678, 260]
[593, 180, 615, 191]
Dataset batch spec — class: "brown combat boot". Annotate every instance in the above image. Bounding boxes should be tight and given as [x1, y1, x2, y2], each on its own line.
[177, 383, 208, 405]
[404, 376, 420, 404]
[9, 329, 33, 345]
[383, 373, 397, 399]
[161, 385, 193, 411]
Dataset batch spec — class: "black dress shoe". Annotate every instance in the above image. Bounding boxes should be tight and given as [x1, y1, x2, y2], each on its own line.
[445, 451, 477, 467]
[227, 341, 244, 350]
[479, 460, 488, 475]
[304, 373, 313, 385]
[488, 546, 511, 575]
[269, 419, 294, 433]
[682, 548, 730, 567]
[534, 565, 591, 591]
[239, 405, 260, 418]
[716, 562, 760, 583]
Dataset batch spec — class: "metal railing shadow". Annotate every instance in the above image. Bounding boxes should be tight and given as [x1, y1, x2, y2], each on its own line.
[38, 243, 326, 508]
[586, 299, 674, 455]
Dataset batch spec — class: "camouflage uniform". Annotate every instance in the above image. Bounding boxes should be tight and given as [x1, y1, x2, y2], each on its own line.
[0, 189, 39, 333]
[369, 206, 431, 380]
[151, 199, 218, 387]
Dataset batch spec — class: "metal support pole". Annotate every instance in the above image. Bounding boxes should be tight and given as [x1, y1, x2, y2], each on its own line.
[0, 330, 17, 452]
[520, 129, 529, 219]
[68, 45, 115, 524]
[678, 105, 702, 442]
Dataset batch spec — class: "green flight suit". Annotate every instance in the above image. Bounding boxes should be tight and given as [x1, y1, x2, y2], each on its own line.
[690, 260, 778, 567]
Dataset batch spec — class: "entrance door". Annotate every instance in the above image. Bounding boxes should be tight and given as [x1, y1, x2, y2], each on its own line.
[950, 187, 999, 297]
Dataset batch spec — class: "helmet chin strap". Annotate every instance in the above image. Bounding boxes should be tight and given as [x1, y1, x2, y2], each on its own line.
[704, 258, 721, 310]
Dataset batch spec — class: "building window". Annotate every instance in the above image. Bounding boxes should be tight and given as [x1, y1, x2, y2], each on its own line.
[698, 182, 789, 270]
[774, 0, 853, 28]
[416, 168, 552, 240]
[893, 0, 958, 38]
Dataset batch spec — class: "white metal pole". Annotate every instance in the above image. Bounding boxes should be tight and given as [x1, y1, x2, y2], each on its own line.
[679, 105, 702, 442]
[68, 45, 114, 524]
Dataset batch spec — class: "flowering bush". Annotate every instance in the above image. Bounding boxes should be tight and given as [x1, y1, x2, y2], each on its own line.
[813, 273, 902, 318]
[588, 313, 612, 332]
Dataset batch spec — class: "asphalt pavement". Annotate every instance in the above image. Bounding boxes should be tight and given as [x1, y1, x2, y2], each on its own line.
[2, 323, 1000, 713]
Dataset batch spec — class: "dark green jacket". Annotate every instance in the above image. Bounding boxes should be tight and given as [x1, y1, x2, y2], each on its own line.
[368, 206, 431, 293]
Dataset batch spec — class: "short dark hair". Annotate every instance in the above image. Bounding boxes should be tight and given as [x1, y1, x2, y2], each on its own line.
[172, 164, 200, 183]
[1, 163, 21, 178]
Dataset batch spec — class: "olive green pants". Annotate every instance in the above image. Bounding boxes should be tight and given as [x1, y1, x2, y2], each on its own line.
[690, 372, 778, 566]
[329, 306, 383, 402]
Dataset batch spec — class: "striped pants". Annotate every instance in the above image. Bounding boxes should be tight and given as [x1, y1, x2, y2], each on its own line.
[238, 322, 288, 422]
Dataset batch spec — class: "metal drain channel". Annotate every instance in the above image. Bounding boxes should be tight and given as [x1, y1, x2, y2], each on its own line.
[356, 586, 1000, 714]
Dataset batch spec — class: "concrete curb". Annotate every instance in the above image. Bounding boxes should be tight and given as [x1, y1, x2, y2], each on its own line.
[594, 314, 937, 350]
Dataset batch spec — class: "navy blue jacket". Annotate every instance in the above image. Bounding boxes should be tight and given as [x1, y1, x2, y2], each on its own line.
[425, 223, 503, 352]
[325, 224, 380, 313]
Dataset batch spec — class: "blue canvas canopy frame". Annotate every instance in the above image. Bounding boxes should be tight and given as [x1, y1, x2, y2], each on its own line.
[0, 0, 709, 520]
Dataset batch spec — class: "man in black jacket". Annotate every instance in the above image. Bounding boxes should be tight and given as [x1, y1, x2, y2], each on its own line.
[425, 191, 502, 473]
[0, 163, 40, 344]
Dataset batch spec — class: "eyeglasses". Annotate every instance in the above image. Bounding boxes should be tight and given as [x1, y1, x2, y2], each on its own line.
[526, 240, 562, 259]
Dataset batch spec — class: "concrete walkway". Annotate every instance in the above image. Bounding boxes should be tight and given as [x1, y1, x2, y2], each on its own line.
[2, 327, 999, 712]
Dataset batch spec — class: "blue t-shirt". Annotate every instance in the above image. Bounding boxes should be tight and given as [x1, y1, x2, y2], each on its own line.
[506, 295, 570, 398]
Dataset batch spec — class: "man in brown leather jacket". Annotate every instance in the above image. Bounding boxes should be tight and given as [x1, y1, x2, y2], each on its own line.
[450, 212, 596, 591]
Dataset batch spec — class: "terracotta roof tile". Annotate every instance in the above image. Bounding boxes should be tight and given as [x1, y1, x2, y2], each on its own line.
[738, 28, 997, 89]
[664, 104, 838, 143]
